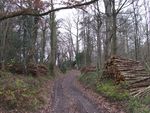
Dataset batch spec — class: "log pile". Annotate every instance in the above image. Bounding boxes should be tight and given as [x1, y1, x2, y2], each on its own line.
[27, 63, 48, 76]
[7, 63, 48, 76]
[7, 63, 24, 74]
[103, 56, 150, 97]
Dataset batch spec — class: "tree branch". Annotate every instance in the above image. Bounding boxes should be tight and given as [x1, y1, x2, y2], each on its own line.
[116, 0, 128, 14]
[0, 0, 98, 21]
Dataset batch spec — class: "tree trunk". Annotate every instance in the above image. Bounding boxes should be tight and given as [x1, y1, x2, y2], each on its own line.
[22, 18, 27, 73]
[96, 2, 102, 69]
[76, 22, 79, 68]
[146, 24, 149, 58]
[86, 17, 92, 65]
[40, 29, 46, 63]
[103, 0, 112, 61]
[1, 20, 9, 70]
[32, 16, 39, 63]
[133, 0, 140, 61]
[111, 2, 117, 56]
[49, 0, 57, 76]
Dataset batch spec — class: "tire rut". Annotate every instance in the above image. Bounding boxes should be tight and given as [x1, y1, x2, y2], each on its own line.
[71, 86, 100, 113]
[52, 70, 101, 113]
[62, 72, 100, 113]
[52, 78, 68, 113]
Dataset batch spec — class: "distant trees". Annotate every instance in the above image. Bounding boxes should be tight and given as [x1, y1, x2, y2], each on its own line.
[40, 17, 48, 63]
[144, 0, 150, 62]
[0, 0, 98, 75]
[0, 0, 150, 73]
[132, 0, 140, 60]
[0, 0, 98, 21]
[103, 0, 112, 60]
[69, 0, 150, 68]
[103, 0, 131, 58]
[93, 1, 103, 69]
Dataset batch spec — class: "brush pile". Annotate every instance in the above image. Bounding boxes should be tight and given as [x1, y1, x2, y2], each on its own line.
[103, 56, 150, 98]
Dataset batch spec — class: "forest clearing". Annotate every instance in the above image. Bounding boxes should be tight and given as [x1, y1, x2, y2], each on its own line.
[0, 0, 150, 113]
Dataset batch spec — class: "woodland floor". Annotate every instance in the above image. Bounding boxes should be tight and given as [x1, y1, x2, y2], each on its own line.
[0, 70, 125, 113]
[50, 70, 125, 113]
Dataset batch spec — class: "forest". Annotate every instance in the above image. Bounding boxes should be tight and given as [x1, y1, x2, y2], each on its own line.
[0, 0, 149, 113]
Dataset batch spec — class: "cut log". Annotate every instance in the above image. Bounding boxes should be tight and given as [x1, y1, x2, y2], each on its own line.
[6, 63, 48, 76]
[103, 56, 150, 97]
[27, 63, 48, 76]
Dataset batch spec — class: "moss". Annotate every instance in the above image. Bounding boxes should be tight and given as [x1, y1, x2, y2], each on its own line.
[141, 95, 150, 105]
[79, 72, 150, 113]
[96, 80, 129, 101]
[79, 72, 98, 88]
[128, 98, 150, 113]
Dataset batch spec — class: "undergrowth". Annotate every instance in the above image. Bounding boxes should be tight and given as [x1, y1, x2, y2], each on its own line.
[79, 72, 98, 88]
[128, 97, 150, 113]
[79, 71, 150, 113]
[0, 70, 51, 112]
[96, 81, 129, 101]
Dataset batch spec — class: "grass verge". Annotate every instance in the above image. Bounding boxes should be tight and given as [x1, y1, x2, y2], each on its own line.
[79, 71, 150, 113]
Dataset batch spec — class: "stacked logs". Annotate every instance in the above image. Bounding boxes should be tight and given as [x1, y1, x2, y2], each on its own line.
[7, 63, 24, 74]
[103, 56, 150, 97]
[7, 63, 48, 76]
[27, 63, 48, 76]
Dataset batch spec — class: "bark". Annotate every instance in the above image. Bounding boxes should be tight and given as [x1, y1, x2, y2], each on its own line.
[124, 33, 129, 56]
[82, 11, 87, 66]
[1, 20, 9, 70]
[76, 17, 79, 56]
[73, 10, 80, 59]
[26, 16, 38, 64]
[49, 0, 57, 76]
[103, 0, 112, 61]
[22, 17, 27, 73]
[104, 0, 129, 59]
[33, 16, 39, 63]
[144, 0, 150, 60]
[94, 1, 102, 69]
[75, 14, 80, 68]
[66, 21, 75, 61]
[40, 28, 46, 63]
[132, 0, 140, 60]
[85, 17, 92, 65]
[97, 30, 102, 69]
[111, 0, 117, 56]
[146, 24, 149, 58]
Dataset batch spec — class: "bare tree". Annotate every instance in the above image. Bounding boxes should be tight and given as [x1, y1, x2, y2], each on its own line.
[132, 0, 140, 60]
[0, 0, 98, 21]
[144, 0, 150, 61]
[103, 0, 131, 58]
[1, 20, 9, 70]
[49, 0, 57, 76]
[93, 1, 103, 69]
[103, 0, 112, 60]
[40, 18, 48, 63]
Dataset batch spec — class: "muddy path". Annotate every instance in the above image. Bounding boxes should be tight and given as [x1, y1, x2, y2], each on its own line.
[51, 70, 101, 113]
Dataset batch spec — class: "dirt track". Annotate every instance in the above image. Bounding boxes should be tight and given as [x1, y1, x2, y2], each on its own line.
[51, 70, 101, 113]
